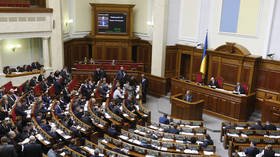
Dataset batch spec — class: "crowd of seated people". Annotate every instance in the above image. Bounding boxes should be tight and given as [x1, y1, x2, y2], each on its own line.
[0, 66, 73, 157]
[3, 62, 43, 74]
[1, 63, 218, 157]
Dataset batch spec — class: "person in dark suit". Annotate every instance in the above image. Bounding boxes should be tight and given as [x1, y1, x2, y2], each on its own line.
[107, 124, 119, 137]
[167, 125, 180, 134]
[1, 96, 10, 119]
[23, 80, 31, 93]
[159, 114, 170, 124]
[3, 66, 11, 74]
[29, 76, 37, 87]
[16, 66, 24, 72]
[25, 91, 35, 105]
[42, 93, 51, 105]
[244, 142, 259, 157]
[15, 102, 27, 118]
[40, 119, 51, 132]
[0, 104, 8, 121]
[92, 148, 101, 157]
[0, 136, 17, 157]
[60, 67, 70, 80]
[234, 82, 245, 94]
[184, 90, 192, 102]
[54, 80, 62, 96]
[208, 77, 218, 88]
[264, 121, 277, 130]
[262, 144, 275, 157]
[116, 66, 127, 87]
[125, 96, 136, 112]
[112, 104, 122, 116]
[37, 73, 44, 82]
[93, 67, 106, 82]
[0, 87, 4, 99]
[81, 112, 92, 126]
[74, 106, 83, 119]
[250, 121, 264, 130]
[23, 136, 42, 157]
[31, 62, 41, 70]
[40, 79, 48, 92]
[141, 74, 148, 103]
[47, 72, 55, 85]
[62, 87, 71, 104]
[200, 134, 214, 148]
[7, 91, 16, 107]
[54, 103, 63, 118]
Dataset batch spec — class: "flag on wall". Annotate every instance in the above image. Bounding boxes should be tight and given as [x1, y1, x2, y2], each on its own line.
[219, 0, 260, 36]
[200, 32, 208, 74]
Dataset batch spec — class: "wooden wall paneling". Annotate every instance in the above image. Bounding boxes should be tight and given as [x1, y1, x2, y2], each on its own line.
[30, 0, 46, 8]
[63, 37, 92, 69]
[256, 68, 267, 89]
[240, 66, 250, 85]
[220, 63, 239, 85]
[145, 73, 167, 97]
[165, 46, 178, 78]
[176, 44, 196, 80]
[244, 56, 262, 94]
[121, 47, 128, 60]
[191, 53, 202, 81]
[210, 61, 219, 78]
[93, 39, 132, 61]
[135, 39, 152, 73]
[255, 59, 280, 110]
[267, 71, 280, 91]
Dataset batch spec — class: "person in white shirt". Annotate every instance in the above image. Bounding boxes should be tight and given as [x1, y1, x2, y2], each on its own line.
[113, 86, 124, 104]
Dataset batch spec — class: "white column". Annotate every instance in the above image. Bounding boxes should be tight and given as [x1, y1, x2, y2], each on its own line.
[46, 0, 64, 70]
[151, 0, 169, 77]
[42, 37, 50, 68]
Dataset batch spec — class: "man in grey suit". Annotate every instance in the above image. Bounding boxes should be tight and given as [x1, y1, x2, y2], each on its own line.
[0, 136, 17, 157]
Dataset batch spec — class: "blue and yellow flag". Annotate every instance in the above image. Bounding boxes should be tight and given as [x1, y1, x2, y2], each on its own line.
[200, 33, 208, 74]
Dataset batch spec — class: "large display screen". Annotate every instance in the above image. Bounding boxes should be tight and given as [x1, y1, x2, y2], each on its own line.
[97, 12, 127, 34]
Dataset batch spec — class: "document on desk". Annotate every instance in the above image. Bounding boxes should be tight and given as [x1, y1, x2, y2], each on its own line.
[203, 151, 214, 155]
[119, 135, 129, 140]
[237, 152, 246, 157]
[98, 124, 104, 128]
[184, 149, 198, 154]
[35, 134, 44, 140]
[149, 125, 158, 130]
[160, 147, 167, 151]
[44, 140, 50, 145]
[162, 138, 173, 141]
[180, 132, 194, 135]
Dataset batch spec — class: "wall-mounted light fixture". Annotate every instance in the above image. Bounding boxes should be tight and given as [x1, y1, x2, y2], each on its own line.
[65, 19, 74, 27]
[7, 44, 21, 52]
[147, 21, 154, 27]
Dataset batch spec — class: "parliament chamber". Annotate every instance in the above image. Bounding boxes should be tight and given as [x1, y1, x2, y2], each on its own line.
[1, 0, 280, 157]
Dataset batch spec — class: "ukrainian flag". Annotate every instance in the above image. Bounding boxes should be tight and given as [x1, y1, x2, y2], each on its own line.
[200, 33, 208, 74]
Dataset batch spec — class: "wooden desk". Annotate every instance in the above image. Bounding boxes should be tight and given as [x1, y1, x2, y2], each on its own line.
[171, 78, 256, 121]
[171, 93, 204, 120]
[5, 70, 43, 77]
[262, 99, 280, 123]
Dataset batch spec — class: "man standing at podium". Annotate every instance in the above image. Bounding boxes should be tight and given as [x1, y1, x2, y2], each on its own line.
[184, 90, 192, 102]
